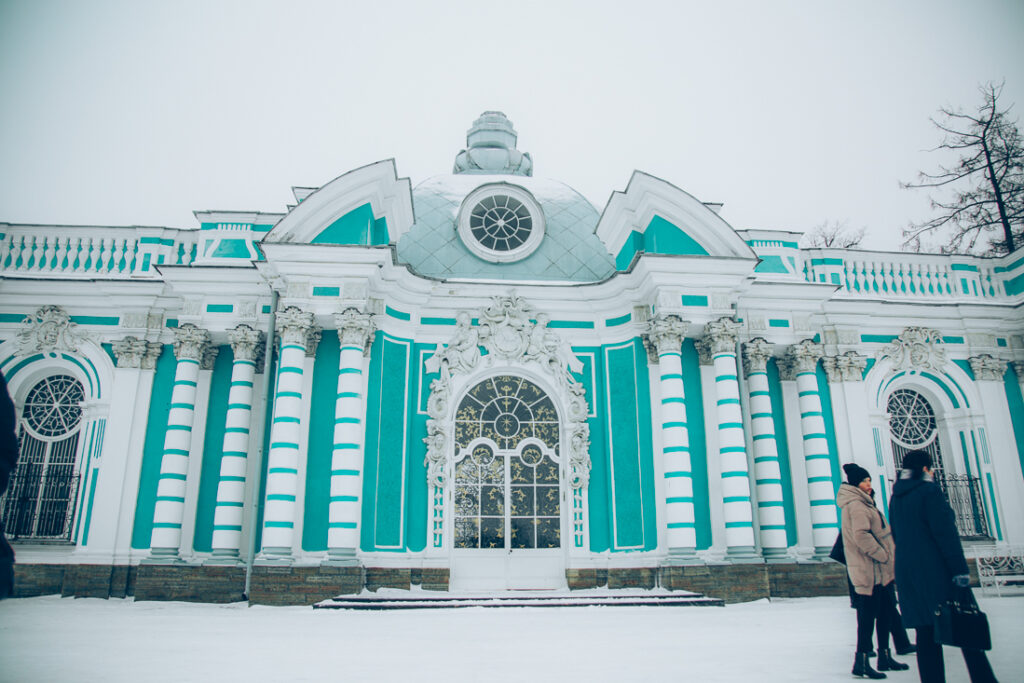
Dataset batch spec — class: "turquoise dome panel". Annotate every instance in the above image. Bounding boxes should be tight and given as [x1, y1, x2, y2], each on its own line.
[397, 175, 614, 282]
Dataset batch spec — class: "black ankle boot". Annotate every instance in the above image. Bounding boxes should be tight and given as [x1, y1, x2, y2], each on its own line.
[852, 652, 887, 679]
[877, 649, 909, 671]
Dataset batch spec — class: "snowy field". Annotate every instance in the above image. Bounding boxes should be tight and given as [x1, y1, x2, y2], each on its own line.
[1, 593, 1021, 682]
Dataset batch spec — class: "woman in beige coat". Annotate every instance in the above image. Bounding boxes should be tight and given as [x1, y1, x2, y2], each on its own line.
[837, 463, 908, 678]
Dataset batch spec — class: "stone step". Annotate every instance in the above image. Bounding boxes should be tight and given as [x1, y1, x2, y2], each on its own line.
[314, 590, 725, 610]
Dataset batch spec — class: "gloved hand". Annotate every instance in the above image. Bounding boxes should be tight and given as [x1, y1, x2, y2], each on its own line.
[952, 574, 971, 588]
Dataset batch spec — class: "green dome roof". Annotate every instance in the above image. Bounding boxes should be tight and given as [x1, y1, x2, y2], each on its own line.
[396, 174, 615, 282]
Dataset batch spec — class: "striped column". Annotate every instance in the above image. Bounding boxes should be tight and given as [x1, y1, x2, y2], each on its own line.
[208, 324, 264, 563]
[148, 323, 211, 561]
[787, 339, 838, 557]
[325, 308, 375, 565]
[257, 306, 315, 563]
[704, 318, 759, 562]
[742, 338, 787, 561]
[644, 314, 698, 563]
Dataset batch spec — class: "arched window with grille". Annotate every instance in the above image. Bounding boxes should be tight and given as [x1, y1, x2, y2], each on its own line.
[887, 387, 990, 539]
[1, 375, 85, 541]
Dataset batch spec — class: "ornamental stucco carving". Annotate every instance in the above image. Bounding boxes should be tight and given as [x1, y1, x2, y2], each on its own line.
[742, 338, 773, 377]
[16, 305, 89, 357]
[643, 314, 688, 363]
[877, 327, 946, 375]
[822, 351, 868, 383]
[1013, 360, 1024, 383]
[275, 306, 315, 347]
[335, 308, 375, 356]
[422, 294, 591, 490]
[112, 336, 162, 369]
[968, 354, 1008, 381]
[228, 324, 265, 365]
[704, 317, 741, 355]
[171, 323, 211, 362]
[787, 339, 824, 373]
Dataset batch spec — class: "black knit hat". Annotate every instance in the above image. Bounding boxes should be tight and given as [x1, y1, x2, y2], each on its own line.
[902, 449, 932, 472]
[843, 463, 871, 486]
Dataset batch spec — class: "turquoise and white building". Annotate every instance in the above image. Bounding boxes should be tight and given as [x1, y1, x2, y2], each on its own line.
[2, 112, 1023, 600]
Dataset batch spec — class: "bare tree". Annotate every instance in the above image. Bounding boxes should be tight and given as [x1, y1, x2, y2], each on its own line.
[902, 82, 1024, 255]
[801, 220, 866, 248]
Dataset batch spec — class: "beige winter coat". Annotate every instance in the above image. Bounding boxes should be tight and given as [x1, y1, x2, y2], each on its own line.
[836, 483, 895, 595]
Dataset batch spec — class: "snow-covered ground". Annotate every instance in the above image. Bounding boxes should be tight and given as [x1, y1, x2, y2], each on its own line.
[1, 593, 1021, 682]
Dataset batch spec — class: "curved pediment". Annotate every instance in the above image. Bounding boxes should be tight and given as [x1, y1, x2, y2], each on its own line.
[595, 171, 757, 270]
[263, 159, 414, 246]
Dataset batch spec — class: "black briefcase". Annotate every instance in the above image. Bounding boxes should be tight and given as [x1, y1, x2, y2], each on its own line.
[933, 586, 991, 651]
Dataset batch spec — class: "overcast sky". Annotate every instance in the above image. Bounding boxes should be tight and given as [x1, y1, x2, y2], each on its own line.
[1, 0, 1022, 251]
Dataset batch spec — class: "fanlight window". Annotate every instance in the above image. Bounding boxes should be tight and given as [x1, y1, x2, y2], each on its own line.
[1, 375, 85, 541]
[887, 388, 937, 448]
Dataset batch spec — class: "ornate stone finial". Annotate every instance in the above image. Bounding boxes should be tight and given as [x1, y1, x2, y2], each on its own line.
[453, 111, 533, 176]
[112, 336, 150, 368]
[228, 324, 264, 364]
[16, 305, 88, 357]
[969, 354, 1008, 381]
[788, 339, 824, 373]
[877, 327, 946, 375]
[172, 324, 211, 362]
[275, 306, 315, 347]
[335, 308, 376, 356]
[643, 314, 689, 361]
[742, 338, 773, 377]
[704, 317, 741, 355]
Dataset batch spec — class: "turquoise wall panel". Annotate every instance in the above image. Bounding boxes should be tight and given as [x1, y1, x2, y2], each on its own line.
[302, 332, 340, 552]
[645, 215, 709, 256]
[131, 345, 176, 549]
[1004, 365, 1024, 484]
[766, 359, 797, 545]
[311, 203, 389, 246]
[193, 345, 234, 552]
[577, 347, 610, 553]
[681, 339, 712, 549]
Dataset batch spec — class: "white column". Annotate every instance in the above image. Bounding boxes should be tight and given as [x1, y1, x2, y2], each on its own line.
[704, 318, 759, 562]
[257, 306, 315, 563]
[147, 324, 211, 561]
[788, 339, 838, 558]
[644, 314, 699, 563]
[325, 308, 375, 565]
[208, 324, 264, 563]
[742, 338, 788, 561]
[970, 355, 1024, 545]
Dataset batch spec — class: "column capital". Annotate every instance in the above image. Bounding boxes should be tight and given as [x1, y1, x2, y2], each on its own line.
[304, 327, 323, 358]
[335, 307, 376, 356]
[1013, 360, 1024, 382]
[703, 317, 741, 355]
[777, 356, 798, 381]
[643, 314, 689, 359]
[741, 337, 773, 377]
[787, 339, 824, 374]
[275, 306, 315, 347]
[228, 324, 265, 364]
[112, 336, 149, 368]
[172, 323, 211, 362]
[823, 350, 868, 383]
[969, 354, 1008, 381]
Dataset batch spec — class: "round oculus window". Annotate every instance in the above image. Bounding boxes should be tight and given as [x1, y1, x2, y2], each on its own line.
[457, 184, 545, 263]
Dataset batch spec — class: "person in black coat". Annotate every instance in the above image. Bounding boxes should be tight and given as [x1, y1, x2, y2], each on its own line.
[0, 372, 19, 599]
[889, 449, 997, 683]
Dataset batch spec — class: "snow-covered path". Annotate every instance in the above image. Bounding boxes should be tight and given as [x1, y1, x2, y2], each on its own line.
[1, 594, 1021, 682]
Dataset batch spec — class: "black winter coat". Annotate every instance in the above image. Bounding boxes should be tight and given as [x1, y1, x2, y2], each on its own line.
[1, 372, 19, 598]
[888, 476, 968, 628]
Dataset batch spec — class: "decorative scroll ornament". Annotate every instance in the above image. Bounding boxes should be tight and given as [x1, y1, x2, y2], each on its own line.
[877, 327, 946, 375]
[968, 354, 1008, 381]
[423, 293, 591, 490]
[16, 305, 89, 357]
[742, 337, 773, 377]
[335, 308, 376, 356]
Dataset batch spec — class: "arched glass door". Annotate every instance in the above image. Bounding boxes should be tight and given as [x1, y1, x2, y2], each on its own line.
[450, 375, 564, 590]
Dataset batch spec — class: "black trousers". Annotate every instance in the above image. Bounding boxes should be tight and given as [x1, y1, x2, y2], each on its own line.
[915, 625, 997, 683]
[855, 584, 890, 653]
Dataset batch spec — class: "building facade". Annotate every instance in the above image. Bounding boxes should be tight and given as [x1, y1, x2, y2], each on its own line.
[2, 112, 1023, 603]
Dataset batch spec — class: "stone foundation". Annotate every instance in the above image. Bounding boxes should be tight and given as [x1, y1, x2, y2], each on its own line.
[9, 560, 976, 605]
